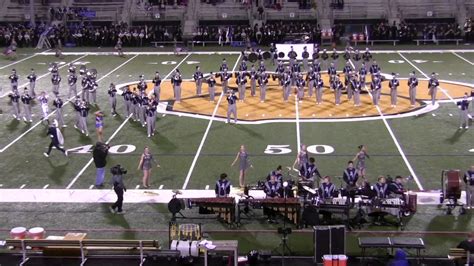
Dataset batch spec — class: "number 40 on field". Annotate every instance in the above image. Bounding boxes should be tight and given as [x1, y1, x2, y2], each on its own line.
[264, 145, 335, 154]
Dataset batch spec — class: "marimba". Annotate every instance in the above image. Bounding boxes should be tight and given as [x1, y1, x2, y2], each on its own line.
[189, 197, 235, 224]
[238, 197, 301, 225]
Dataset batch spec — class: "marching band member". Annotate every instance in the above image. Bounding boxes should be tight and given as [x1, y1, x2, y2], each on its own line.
[226, 90, 238, 124]
[9, 69, 18, 93]
[207, 72, 217, 102]
[313, 60, 321, 73]
[68, 70, 78, 99]
[258, 60, 265, 73]
[463, 165, 474, 208]
[304, 157, 322, 188]
[140, 92, 149, 127]
[362, 47, 372, 68]
[43, 119, 67, 158]
[428, 72, 439, 105]
[330, 48, 339, 70]
[288, 46, 296, 67]
[359, 62, 367, 86]
[122, 86, 133, 117]
[312, 44, 320, 62]
[408, 71, 419, 106]
[389, 73, 400, 107]
[352, 74, 362, 106]
[343, 62, 353, 100]
[270, 43, 277, 66]
[220, 58, 228, 72]
[374, 176, 389, 199]
[315, 73, 324, 105]
[293, 144, 309, 176]
[27, 69, 37, 98]
[328, 62, 337, 84]
[131, 91, 140, 122]
[264, 175, 281, 223]
[332, 75, 343, 106]
[321, 49, 329, 70]
[302, 46, 309, 71]
[371, 76, 382, 106]
[81, 72, 89, 102]
[236, 71, 247, 102]
[68, 63, 76, 74]
[369, 60, 380, 81]
[239, 58, 248, 72]
[38, 91, 49, 120]
[353, 145, 369, 178]
[194, 66, 204, 96]
[258, 70, 268, 103]
[249, 65, 257, 97]
[51, 73, 61, 96]
[343, 47, 351, 62]
[306, 67, 316, 97]
[152, 71, 161, 101]
[389, 176, 406, 198]
[150, 96, 159, 133]
[95, 111, 104, 142]
[353, 49, 362, 71]
[458, 93, 470, 129]
[73, 96, 81, 129]
[137, 75, 147, 95]
[231, 145, 253, 188]
[8, 90, 21, 120]
[88, 75, 98, 105]
[79, 100, 90, 136]
[295, 73, 305, 102]
[108, 83, 118, 116]
[343, 160, 359, 204]
[268, 165, 284, 184]
[53, 95, 66, 128]
[145, 103, 157, 138]
[220, 70, 231, 94]
[319, 176, 336, 200]
[21, 88, 33, 123]
[171, 70, 182, 102]
[275, 60, 285, 80]
[215, 173, 231, 198]
[282, 71, 291, 102]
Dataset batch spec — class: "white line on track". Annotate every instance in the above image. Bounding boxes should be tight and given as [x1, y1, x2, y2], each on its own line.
[66, 53, 190, 189]
[398, 52, 457, 105]
[0, 55, 89, 153]
[349, 59, 424, 191]
[181, 53, 242, 190]
[295, 97, 301, 153]
[0, 50, 48, 70]
[451, 52, 474, 66]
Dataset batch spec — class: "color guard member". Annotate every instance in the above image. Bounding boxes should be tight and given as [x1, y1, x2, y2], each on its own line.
[353, 145, 369, 178]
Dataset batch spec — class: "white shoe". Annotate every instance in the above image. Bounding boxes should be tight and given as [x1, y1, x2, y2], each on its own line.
[23, 117, 27, 122]
[74, 125, 78, 129]
[467, 126, 469, 129]
[13, 115, 17, 119]
[65, 150, 68, 157]
[460, 126, 463, 129]
[43, 152, 49, 158]
[148, 134, 151, 138]
[85, 133, 89, 137]
[29, 120, 33, 123]
[62, 125, 68, 128]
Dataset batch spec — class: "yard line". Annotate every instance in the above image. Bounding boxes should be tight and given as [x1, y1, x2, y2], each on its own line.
[398, 52, 457, 105]
[1, 54, 88, 98]
[0, 52, 43, 70]
[451, 52, 474, 66]
[181, 53, 242, 190]
[295, 96, 301, 153]
[0, 55, 89, 152]
[349, 59, 424, 191]
[66, 54, 190, 189]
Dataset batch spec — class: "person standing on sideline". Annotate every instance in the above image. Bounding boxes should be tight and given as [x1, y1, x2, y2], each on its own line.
[110, 165, 126, 214]
[21, 88, 33, 122]
[108, 83, 117, 116]
[27, 69, 37, 98]
[207, 72, 216, 102]
[231, 145, 253, 188]
[389, 73, 400, 108]
[226, 90, 238, 124]
[428, 72, 439, 105]
[457, 93, 470, 129]
[38, 91, 49, 120]
[353, 145, 370, 179]
[68, 71, 78, 99]
[194, 66, 204, 96]
[137, 146, 160, 188]
[93, 142, 109, 188]
[152, 71, 161, 101]
[53, 95, 66, 128]
[95, 111, 105, 142]
[464, 166, 474, 209]
[408, 71, 418, 106]
[215, 173, 231, 197]
[43, 119, 67, 158]
[8, 90, 21, 120]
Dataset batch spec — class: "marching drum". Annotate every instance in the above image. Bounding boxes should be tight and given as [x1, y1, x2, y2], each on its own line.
[10, 227, 27, 239]
[262, 51, 271, 60]
[248, 53, 258, 63]
[28, 227, 45, 239]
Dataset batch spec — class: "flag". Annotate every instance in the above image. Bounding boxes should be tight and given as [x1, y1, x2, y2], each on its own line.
[364, 25, 369, 44]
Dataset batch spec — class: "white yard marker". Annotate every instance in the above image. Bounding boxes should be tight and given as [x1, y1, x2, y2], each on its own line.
[135, 185, 140, 189]
[451, 52, 474, 66]
[89, 185, 94, 189]
[67, 54, 190, 189]
[182, 53, 242, 190]
[159, 185, 164, 190]
[398, 52, 457, 105]
[205, 185, 209, 190]
[350, 58, 424, 190]
[449, 113, 453, 117]
[43, 184, 49, 189]
[432, 113, 436, 117]
[20, 184, 26, 189]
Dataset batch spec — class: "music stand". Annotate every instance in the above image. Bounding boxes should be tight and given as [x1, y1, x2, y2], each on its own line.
[272, 181, 293, 266]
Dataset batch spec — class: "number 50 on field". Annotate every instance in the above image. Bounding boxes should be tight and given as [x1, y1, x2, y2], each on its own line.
[264, 145, 335, 155]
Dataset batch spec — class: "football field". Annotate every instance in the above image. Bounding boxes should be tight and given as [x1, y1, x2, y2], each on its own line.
[0, 46, 473, 256]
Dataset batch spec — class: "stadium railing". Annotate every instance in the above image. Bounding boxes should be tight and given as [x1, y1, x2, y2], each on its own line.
[5, 238, 161, 266]
[350, 39, 400, 46]
[414, 39, 464, 45]
[150, 41, 184, 47]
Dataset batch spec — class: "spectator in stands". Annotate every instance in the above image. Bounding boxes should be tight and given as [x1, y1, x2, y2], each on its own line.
[388, 249, 409, 266]
[457, 232, 474, 252]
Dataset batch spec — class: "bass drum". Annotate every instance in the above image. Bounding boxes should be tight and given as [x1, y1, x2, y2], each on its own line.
[445, 170, 462, 199]
[248, 52, 258, 63]
[262, 51, 271, 60]
[278, 52, 285, 58]
[288, 51, 297, 59]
